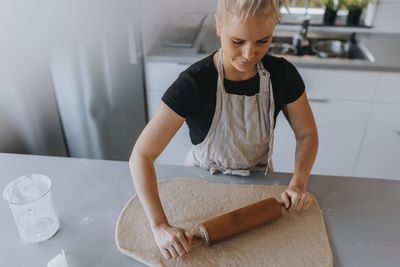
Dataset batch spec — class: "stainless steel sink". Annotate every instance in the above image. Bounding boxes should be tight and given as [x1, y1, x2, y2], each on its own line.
[270, 32, 374, 61]
[197, 29, 374, 62]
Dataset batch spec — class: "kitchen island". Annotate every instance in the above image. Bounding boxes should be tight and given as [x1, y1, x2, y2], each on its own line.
[0, 153, 399, 266]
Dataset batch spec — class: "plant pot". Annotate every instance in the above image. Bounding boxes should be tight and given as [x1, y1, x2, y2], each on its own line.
[323, 7, 337, 25]
[347, 9, 362, 25]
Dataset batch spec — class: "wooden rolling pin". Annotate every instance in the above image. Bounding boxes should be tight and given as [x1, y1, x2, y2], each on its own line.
[193, 197, 287, 246]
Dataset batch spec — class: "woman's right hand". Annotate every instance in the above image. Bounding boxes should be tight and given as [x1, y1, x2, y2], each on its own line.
[151, 223, 192, 259]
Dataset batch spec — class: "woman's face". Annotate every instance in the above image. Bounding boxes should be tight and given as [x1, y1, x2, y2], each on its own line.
[217, 14, 275, 79]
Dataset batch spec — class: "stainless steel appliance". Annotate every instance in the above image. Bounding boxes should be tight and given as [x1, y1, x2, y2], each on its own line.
[50, 19, 147, 161]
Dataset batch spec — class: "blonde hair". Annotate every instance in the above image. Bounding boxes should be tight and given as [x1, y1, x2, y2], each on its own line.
[216, 0, 287, 25]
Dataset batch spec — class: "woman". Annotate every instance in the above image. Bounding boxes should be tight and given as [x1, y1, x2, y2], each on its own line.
[129, 0, 318, 260]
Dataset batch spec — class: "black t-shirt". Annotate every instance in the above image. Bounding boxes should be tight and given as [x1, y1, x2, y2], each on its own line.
[162, 52, 305, 145]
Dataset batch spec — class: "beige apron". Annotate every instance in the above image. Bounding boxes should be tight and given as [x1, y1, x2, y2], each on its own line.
[191, 48, 275, 176]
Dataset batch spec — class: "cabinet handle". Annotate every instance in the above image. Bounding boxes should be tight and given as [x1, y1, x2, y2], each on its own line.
[308, 98, 330, 103]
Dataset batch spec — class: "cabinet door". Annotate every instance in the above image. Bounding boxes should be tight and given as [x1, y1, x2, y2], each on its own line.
[309, 99, 371, 129]
[354, 131, 400, 180]
[144, 62, 191, 165]
[156, 124, 192, 166]
[273, 100, 369, 176]
[273, 120, 364, 176]
[313, 127, 364, 176]
[272, 113, 296, 173]
[375, 72, 400, 104]
[145, 62, 189, 93]
[145, 62, 189, 120]
[298, 68, 379, 101]
[310, 100, 368, 176]
[367, 103, 400, 132]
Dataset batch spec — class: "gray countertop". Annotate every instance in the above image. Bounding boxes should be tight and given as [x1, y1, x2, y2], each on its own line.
[1, 153, 399, 266]
[146, 27, 400, 72]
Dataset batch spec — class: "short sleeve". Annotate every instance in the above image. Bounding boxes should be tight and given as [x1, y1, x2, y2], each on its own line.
[285, 60, 305, 104]
[161, 69, 199, 118]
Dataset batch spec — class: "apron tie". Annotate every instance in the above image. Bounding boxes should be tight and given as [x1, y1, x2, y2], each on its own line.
[209, 163, 251, 177]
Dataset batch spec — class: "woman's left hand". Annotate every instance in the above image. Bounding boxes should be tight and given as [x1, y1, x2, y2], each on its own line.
[281, 186, 313, 212]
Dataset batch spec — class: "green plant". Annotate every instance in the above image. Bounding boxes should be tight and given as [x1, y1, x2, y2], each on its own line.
[321, 0, 345, 9]
[343, 0, 372, 10]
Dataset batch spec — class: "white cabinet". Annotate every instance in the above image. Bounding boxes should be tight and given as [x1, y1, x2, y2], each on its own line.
[354, 131, 400, 179]
[354, 72, 400, 179]
[310, 100, 370, 176]
[273, 99, 370, 177]
[274, 67, 378, 176]
[299, 68, 378, 101]
[144, 62, 189, 118]
[313, 127, 365, 176]
[309, 99, 371, 129]
[272, 113, 296, 173]
[144, 61, 192, 166]
[367, 103, 400, 131]
[374, 72, 400, 104]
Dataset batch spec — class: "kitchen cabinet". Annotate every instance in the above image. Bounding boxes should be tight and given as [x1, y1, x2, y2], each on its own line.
[354, 131, 400, 179]
[276, 69, 400, 180]
[144, 62, 190, 120]
[273, 99, 370, 176]
[354, 73, 400, 179]
[367, 103, 400, 131]
[299, 68, 378, 101]
[272, 114, 295, 173]
[144, 61, 192, 165]
[309, 100, 370, 176]
[374, 72, 400, 104]
[274, 68, 377, 176]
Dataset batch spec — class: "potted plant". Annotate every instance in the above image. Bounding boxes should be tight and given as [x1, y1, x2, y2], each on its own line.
[343, 0, 372, 25]
[321, 0, 344, 25]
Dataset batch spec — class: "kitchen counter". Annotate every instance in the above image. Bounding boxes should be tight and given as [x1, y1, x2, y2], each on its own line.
[1, 153, 399, 266]
[146, 27, 400, 72]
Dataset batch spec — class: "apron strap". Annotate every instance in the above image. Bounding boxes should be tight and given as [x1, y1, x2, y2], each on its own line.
[216, 49, 225, 93]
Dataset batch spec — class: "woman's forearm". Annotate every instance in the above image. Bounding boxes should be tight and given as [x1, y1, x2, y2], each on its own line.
[290, 132, 318, 190]
[128, 103, 185, 229]
[129, 153, 168, 228]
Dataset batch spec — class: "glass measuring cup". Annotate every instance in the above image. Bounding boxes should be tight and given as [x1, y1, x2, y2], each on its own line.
[3, 174, 60, 243]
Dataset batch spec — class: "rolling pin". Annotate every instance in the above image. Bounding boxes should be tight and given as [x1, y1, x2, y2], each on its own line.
[192, 197, 287, 246]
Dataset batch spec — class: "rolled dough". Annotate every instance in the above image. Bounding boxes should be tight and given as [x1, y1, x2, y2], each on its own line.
[116, 178, 332, 267]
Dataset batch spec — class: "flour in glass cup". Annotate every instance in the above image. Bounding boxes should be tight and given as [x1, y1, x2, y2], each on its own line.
[3, 174, 60, 243]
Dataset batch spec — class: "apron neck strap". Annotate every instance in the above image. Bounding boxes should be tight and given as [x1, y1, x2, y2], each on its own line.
[216, 49, 225, 93]
[216, 48, 269, 93]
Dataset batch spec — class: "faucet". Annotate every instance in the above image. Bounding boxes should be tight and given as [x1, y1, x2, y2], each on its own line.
[299, 0, 310, 41]
[293, 0, 311, 52]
